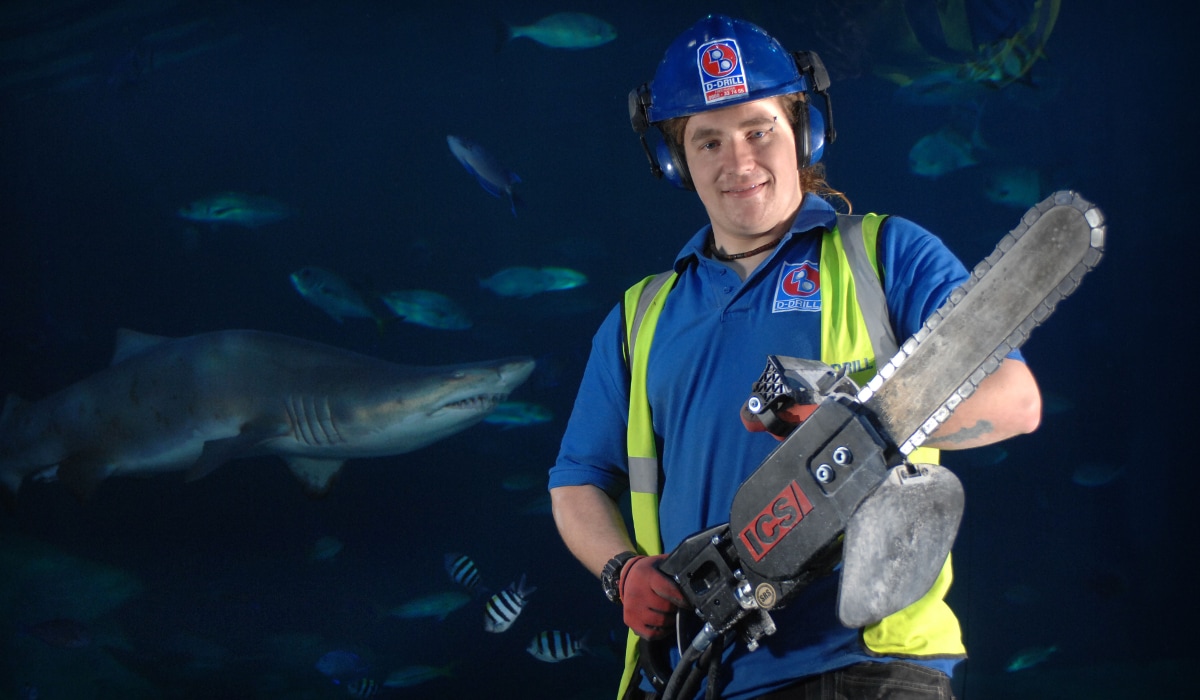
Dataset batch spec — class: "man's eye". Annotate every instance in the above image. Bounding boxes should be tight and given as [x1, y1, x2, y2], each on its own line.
[750, 130, 768, 139]
[701, 141, 719, 151]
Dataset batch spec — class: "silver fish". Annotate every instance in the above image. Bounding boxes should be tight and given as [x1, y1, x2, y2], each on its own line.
[483, 401, 553, 427]
[177, 191, 292, 228]
[447, 135, 521, 217]
[1005, 644, 1058, 672]
[290, 267, 379, 324]
[908, 126, 982, 178]
[389, 591, 472, 622]
[502, 12, 616, 50]
[380, 289, 471, 330]
[480, 266, 587, 298]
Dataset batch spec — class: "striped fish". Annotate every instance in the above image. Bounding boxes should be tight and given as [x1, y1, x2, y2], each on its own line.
[526, 630, 589, 663]
[342, 677, 379, 697]
[444, 552, 487, 596]
[484, 573, 536, 633]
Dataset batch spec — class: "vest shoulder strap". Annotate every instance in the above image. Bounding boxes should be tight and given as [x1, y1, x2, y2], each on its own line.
[836, 213, 899, 366]
[621, 270, 677, 366]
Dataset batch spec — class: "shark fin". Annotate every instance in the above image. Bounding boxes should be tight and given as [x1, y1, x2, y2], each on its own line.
[187, 426, 281, 482]
[56, 456, 111, 500]
[112, 329, 173, 365]
[285, 457, 345, 496]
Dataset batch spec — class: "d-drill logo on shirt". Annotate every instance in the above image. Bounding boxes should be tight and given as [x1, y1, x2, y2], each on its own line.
[773, 260, 820, 313]
[697, 39, 747, 105]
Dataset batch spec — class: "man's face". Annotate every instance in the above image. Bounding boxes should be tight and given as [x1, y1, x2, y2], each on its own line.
[682, 98, 802, 243]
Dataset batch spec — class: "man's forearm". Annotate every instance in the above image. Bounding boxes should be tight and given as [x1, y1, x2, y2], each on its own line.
[924, 358, 1042, 450]
[551, 484, 636, 578]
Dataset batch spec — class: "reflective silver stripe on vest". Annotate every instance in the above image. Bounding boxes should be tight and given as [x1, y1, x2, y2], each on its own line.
[628, 456, 659, 494]
[627, 270, 675, 362]
[837, 214, 900, 365]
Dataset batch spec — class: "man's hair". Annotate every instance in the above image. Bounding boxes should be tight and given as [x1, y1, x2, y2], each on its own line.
[659, 93, 850, 211]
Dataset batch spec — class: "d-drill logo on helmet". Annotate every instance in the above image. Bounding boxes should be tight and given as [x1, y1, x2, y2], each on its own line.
[698, 39, 747, 105]
[739, 479, 815, 562]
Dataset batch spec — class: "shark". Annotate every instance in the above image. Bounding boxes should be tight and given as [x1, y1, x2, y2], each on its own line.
[0, 329, 536, 498]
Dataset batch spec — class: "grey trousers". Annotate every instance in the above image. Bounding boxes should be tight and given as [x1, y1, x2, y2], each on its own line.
[753, 662, 955, 700]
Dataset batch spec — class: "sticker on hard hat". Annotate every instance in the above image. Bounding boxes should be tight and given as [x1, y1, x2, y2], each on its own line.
[697, 39, 748, 105]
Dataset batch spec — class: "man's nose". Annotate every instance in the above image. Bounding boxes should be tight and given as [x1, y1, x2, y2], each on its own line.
[724, 139, 757, 173]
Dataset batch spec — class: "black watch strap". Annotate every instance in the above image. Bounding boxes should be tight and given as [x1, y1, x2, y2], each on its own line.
[601, 550, 638, 603]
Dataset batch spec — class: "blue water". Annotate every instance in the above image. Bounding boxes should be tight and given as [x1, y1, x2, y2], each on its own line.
[1, 1, 1192, 698]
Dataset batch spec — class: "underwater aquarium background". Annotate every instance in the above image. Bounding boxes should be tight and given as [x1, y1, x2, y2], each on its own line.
[1, 1, 1194, 698]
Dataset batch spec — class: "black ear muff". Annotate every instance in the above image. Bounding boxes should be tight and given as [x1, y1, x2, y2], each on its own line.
[791, 50, 835, 165]
[629, 83, 694, 190]
[791, 99, 828, 167]
[658, 130, 693, 190]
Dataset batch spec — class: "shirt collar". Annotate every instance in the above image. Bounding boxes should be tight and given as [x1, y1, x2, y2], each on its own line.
[672, 194, 840, 272]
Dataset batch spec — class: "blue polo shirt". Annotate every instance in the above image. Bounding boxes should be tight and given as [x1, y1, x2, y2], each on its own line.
[550, 195, 991, 697]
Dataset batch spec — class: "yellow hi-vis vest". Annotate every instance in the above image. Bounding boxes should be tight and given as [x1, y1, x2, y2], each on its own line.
[616, 215, 964, 699]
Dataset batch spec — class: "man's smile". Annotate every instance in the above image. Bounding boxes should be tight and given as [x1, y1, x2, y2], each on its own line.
[724, 181, 768, 197]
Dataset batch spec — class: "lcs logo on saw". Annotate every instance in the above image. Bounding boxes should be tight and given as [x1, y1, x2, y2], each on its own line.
[738, 479, 815, 562]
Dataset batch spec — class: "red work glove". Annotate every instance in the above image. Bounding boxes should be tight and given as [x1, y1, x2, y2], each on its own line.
[619, 554, 687, 639]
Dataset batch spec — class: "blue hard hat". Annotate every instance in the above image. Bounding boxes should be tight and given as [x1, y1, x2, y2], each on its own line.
[645, 15, 809, 124]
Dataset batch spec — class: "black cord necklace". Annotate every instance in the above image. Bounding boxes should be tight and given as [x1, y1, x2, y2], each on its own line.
[708, 234, 783, 261]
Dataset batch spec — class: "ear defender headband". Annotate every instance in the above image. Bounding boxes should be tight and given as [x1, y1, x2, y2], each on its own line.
[628, 49, 836, 191]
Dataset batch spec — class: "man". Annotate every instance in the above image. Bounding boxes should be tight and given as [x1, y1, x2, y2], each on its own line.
[549, 15, 1041, 700]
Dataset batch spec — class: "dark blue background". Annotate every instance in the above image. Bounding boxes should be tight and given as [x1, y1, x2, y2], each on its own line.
[2, 1, 1193, 698]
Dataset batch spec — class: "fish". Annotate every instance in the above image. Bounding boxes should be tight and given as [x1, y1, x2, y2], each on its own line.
[484, 573, 536, 633]
[527, 630, 589, 662]
[389, 590, 472, 621]
[480, 266, 588, 298]
[290, 267, 381, 325]
[311, 535, 344, 561]
[540, 267, 589, 291]
[874, 0, 1061, 106]
[908, 126, 981, 178]
[499, 12, 617, 50]
[383, 664, 454, 688]
[1005, 644, 1058, 671]
[444, 553, 487, 596]
[177, 192, 293, 228]
[315, 650, 369, 682]
[341, 677, 379, 698]
[1071, 462, 1124, 487]
[0, 329, 535, 498]
[447, 135, 521, 217]
[380, 289, 471, 330]
[984, 165, 1046, 208]
[483, 401, 553, 427]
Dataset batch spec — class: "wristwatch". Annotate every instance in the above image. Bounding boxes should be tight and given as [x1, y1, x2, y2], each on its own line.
[601, 550, 638, 603]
